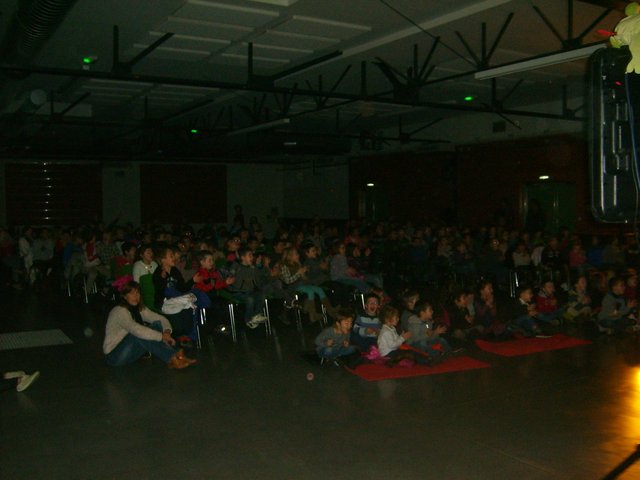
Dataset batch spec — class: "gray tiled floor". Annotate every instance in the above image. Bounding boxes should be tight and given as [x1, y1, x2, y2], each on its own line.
[2, 291, 640, 479]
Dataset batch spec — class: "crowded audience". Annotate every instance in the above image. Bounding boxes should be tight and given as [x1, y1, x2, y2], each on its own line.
[1, 212, 640, 369]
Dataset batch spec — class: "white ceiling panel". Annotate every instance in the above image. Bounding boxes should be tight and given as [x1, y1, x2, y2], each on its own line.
[157, 17, 253, 41]
[156, 84, 220, 94]
[274, 15, 371, 40]
[128, 44, 211, 61]
[141, 31, 230, 53]
[174, 1, 279, 27]
[219, 52, 289, 67]
[248, 0, 299, 6]
[87, 79, 154, 89]
[253, 30, 339, 51]
[225, 42, 312, 60]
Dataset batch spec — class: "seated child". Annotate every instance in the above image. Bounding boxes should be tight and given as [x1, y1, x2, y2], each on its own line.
[315, 307, 357, 362]
[535, 280, 564, 325]
[378, 305, 431, 366]
[351, 293, 381, 351]
[445, 289, 484, 343]
[194, 250, 235, 301]
[597, 276, 638, 333]
[563, 275, 592, 323]
[399, 289, 419, 332]
[228, 247, 269, 329]
[505, 286, 548, 337]
[152, 244, 210, 342]
[406, 301, 451, 358]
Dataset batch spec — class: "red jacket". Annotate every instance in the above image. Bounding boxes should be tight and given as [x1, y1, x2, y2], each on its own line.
[194, 267, 227, 293]
[536, 291, 558, 314]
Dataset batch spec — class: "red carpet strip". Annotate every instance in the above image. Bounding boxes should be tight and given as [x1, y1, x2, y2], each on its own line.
[347, 356, 490, 382]
[475, 334, 591, 357]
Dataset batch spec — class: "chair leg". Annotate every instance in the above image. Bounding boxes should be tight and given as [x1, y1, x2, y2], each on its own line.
[228, 303, 237, 343]
[83, 276, 89, 304]
[263, 298, 272, 337]
[294, 294, 303, 332]
[320, 303, 328, 327]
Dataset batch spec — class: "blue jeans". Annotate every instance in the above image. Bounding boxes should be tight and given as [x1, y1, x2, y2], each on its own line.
[295, 285, 326, 301]
[537, 309, 563, 324]
[317, 345, 356, 359]
[105, 322, 176, 366]
[513, 315, 539, 336]
[336, 277, 369, 294]
[413, 337, 451, 356]
[232, 291, 265, 322]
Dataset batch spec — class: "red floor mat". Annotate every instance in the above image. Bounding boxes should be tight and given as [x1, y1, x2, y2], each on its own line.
[347, 356, 490, 382]
[475, 334, 591, 357]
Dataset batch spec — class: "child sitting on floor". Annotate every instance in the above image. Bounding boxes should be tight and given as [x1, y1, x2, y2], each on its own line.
[535, 280, 564, 325]
[351, 293, 381, 351]
[597, 276, 638, 333]
[315, 307, 357, 364]
[378, 305, 431, 366]
[563, 275, 592, 323]
[407, 301, 451, 359]
[505, 286, 548, 338]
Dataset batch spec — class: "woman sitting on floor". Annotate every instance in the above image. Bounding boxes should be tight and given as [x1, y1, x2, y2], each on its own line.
[103, 280, 197, 369]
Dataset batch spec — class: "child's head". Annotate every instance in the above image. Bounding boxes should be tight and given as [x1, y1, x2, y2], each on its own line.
[453, 289, 468, 308]
[517, 286, 533, 302]
[574, 275, 587, 292]
[363, 293, 380, 315]
[139, 244, 154, 263]
[121, 242, 136, 261]
[155, 245, 175, 267]
[334, 306, 355, 333]
[610, 276, 626, 295]
[541, 280, 555, 296]
[304, 244, 318, 259]
[282, 247, 300, 265]
[415, 300, 433, 320]
[478, 280, 493, 299]
[380, 305, 400, 326]
[401, 289, 419, 311]
[198, 250, 214, 270]
[626, 271, 638, 288]
[238, 247, 254, 266]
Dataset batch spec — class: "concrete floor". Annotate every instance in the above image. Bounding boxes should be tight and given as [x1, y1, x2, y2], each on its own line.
[2, 290, 640, 480]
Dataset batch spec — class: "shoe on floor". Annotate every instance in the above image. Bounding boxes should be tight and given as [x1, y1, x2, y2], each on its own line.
[250, 313, 267, 323]
[16, 371, 40, 392]
[176, 349, 198, 365]
[4, 370, 26, 380]
[167, 355, 191, 370]
[246, 319, 260, 329]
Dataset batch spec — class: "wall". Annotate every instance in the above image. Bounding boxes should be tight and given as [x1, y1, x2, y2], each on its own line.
[282, 160, 349, 220]
[102, 163, 141, 226]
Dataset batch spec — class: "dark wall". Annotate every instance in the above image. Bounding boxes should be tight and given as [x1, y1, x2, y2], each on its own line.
[456, 135, 590, 230]
[350, 135, 616, 233]
[349, 151, 457, 223]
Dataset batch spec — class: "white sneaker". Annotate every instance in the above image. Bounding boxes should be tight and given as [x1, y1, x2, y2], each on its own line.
[3, 371, 26, 380]
[16, 371, 40, 392]
[250, 314, 267, 323]
[246, 319, 260, 329]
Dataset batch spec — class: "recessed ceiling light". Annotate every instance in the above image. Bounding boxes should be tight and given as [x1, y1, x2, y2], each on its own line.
[539, 175, 550, 180]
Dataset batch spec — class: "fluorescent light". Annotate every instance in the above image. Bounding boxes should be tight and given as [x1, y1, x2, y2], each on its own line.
[227, 117, 290, 136]
[367, 183, 375, 187]
[539, 175, 550, 180]
[475, 43, 606, 80]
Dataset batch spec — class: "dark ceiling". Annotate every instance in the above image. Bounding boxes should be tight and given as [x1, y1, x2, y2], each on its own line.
[0, 0, 626, 162]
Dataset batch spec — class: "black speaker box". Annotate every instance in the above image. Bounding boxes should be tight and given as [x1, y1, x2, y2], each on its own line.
[588, 47, 640, 223]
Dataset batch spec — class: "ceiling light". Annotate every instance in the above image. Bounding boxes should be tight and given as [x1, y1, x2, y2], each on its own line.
[474, 43, 606, 80]
[190, 129, 199, 134]
[367, 183, 375, 187]
[464, 95, 474, 102]
[539, 175, 550, 180]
